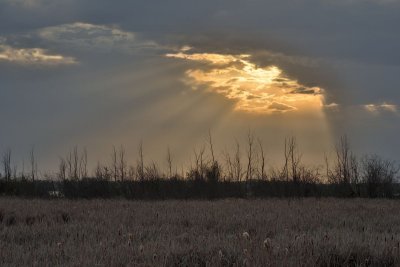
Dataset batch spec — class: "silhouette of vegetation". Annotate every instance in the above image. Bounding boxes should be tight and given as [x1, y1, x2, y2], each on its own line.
[0, 134, 399, 199]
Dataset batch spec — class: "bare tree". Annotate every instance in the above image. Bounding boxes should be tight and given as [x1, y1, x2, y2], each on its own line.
[324, 152, 331, 183]
[72, 146, 79, 179]
[111, 146, 118, 181]
[282, 138, 290, 181]
[12, 164, 17, 179]
[94, 161, 103, 179]
[246, 131, 255, 181]
[280, 137, 302, 182]
[137, 141, 144, 181]
[193, 145, 206, 180]
[21, 159, 25, 180]
[79, 147, 88, 178]
[223, 148, 234, 181]
[65, 146, 80, 180]
[2, 148, 12, 181]
[58, 157, 67, 181]
[128, 165, 136, 180]
[258, 138, 266, 180]
[166, 146, 173, 178]
[118, 145, 126, 181]
[233, 140, 242, 181]
[334, 135, 351, 184]
[350, 153, 360, 195]
[66, 150, 72, 179]
[208, 130, 215, 163]
[289, 137, 302, 182]
[29, 146, 37, 181]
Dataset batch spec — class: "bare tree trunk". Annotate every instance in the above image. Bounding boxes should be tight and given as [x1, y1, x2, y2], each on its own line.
[246, 131, 254, 182]
[137, 141, 144, 181]
[80, 147, 88, 179]
[2, 148, 12, 181]
[166, 146, 173, 178]
[234, 140, 242, 182]
[223, 149, 234, 181]
[288, 137, 302, 183]
[58, 157, 67, 181]
[208, 130, 215, 163]
[258, 138, 266, 180]
[111, 146, 118, 181]
[193, 146, 205, 180]
[119, 145, 126, 181]
[73, 146, 79, 180]
[30, 146, 37, 181]
[66, 150, 72, 179]
[283, 138, 289, 181]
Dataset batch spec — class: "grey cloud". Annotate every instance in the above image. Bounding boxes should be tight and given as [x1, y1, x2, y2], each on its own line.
[290, 87, 322, 95]
[37, 22, 159, 54]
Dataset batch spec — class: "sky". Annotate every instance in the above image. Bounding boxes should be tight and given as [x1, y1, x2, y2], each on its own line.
[1, 0, 399, 174]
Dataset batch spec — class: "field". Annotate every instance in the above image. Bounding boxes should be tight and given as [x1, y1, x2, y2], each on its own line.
[1, 198, 400, 266]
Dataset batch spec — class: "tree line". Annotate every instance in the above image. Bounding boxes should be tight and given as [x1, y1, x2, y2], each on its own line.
[0, 133, 399, 199]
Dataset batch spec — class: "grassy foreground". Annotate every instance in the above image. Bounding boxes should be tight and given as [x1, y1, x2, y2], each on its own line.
[0, 198, 399, 266]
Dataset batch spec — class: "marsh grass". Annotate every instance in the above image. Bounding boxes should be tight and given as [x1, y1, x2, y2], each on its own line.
[0, 198, 400, 266]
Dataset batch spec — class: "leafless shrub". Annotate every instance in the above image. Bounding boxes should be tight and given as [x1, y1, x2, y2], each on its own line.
[144, 161, 160, 180]
[361, 154, 400, 198]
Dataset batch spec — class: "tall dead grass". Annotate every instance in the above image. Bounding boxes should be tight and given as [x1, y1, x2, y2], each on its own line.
[0, 198, 399, 266]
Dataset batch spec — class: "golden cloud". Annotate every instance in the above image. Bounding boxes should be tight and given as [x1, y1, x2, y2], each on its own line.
[0, 44, 77, 65]
[166, 51, 325, 114]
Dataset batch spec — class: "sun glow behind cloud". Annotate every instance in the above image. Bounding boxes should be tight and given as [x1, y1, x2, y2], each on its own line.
[166, 51, 325, 114]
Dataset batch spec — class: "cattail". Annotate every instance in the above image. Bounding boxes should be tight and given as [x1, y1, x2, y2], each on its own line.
[218, 250, 223, 259]
[139, 244, 144, 253]
[242, 232, 250, 240]
[263, 238, 272, 250]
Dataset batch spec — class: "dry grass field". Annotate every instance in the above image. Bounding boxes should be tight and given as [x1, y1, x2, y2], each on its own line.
[1, 198, 400, 266]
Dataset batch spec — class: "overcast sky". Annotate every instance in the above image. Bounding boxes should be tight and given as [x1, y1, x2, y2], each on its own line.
[1, 0, 399, 173]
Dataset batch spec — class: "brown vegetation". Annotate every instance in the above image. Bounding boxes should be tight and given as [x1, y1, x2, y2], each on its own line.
[1, 198, 400, 266]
